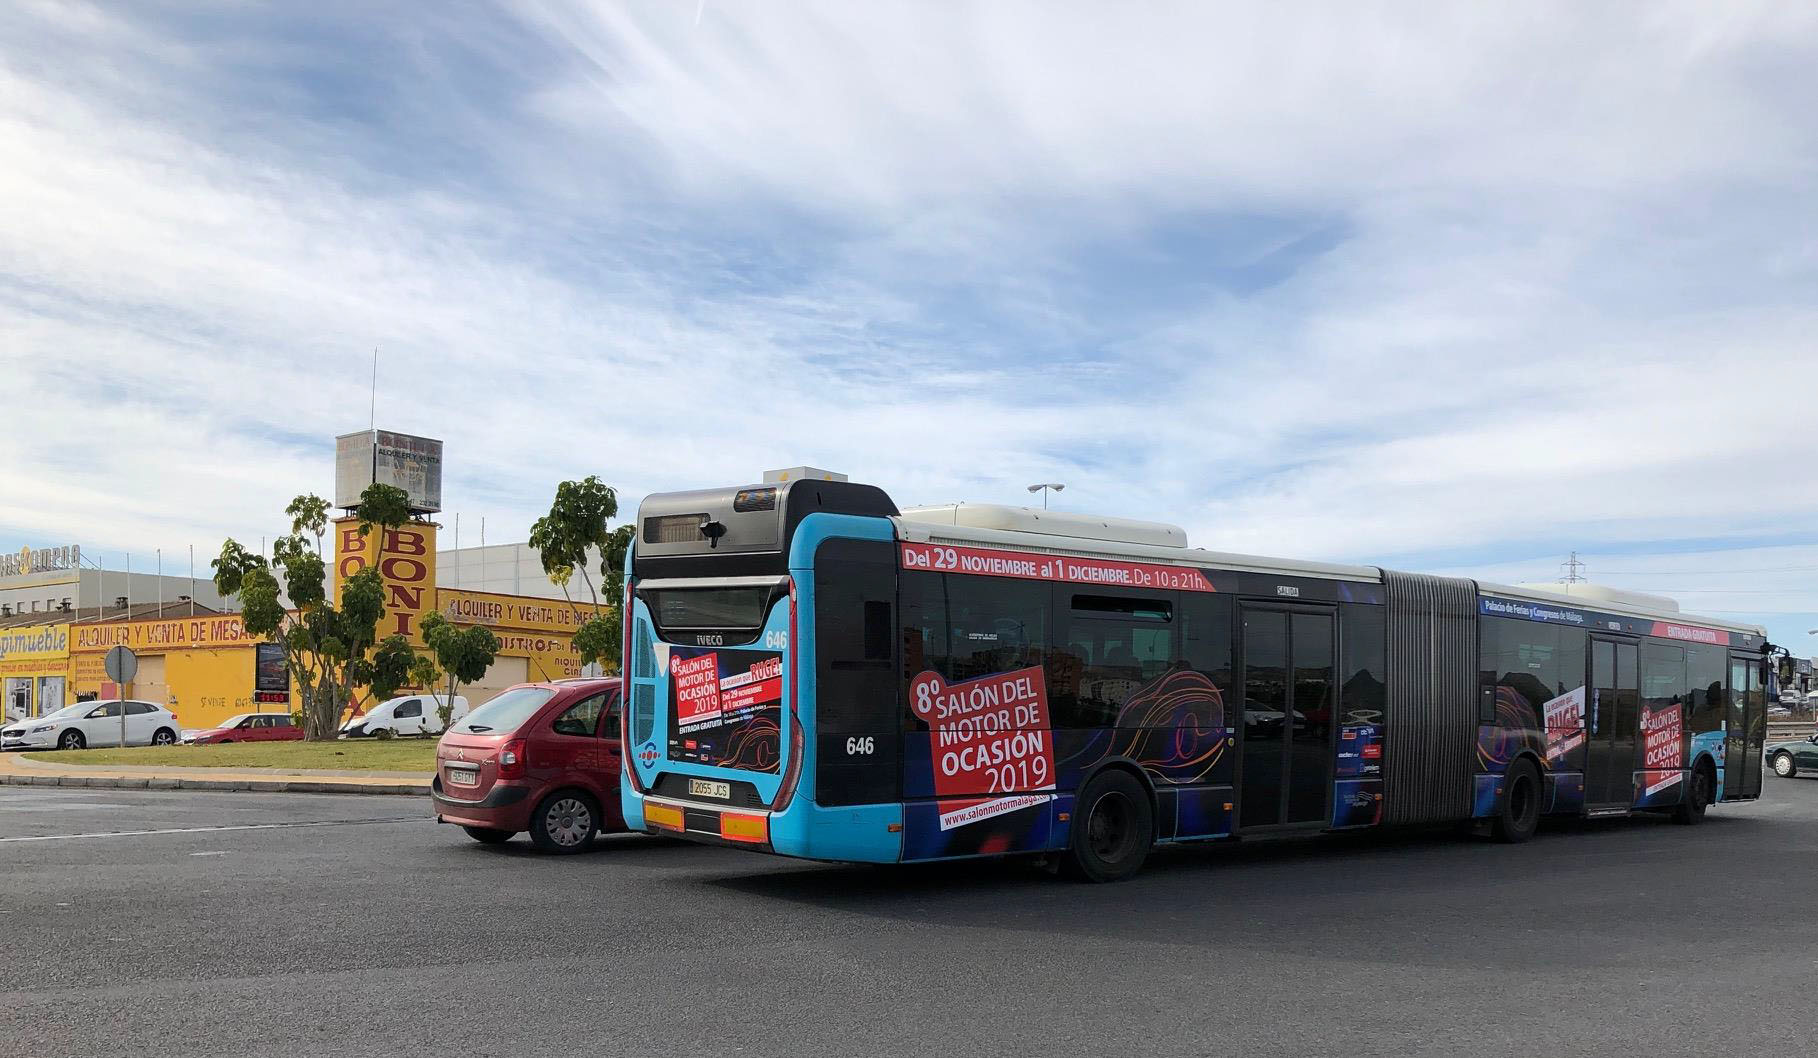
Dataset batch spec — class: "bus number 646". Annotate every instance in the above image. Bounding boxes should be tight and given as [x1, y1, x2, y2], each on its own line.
[845, 736, 875, 756]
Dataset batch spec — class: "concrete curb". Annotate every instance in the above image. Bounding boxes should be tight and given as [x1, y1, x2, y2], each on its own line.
[0, 772, 427, 796]
[7, 755, 430, 780]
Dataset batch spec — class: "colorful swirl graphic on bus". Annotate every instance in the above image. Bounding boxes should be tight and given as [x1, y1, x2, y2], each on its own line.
[1476, 684, 1552, 771]
[1107, 668, 1230, 783]
[1052, 668, 1232, 786]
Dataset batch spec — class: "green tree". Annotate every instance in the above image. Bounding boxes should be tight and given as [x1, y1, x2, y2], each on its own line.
[213, 483, 418, 740]
[528, 476, 633, 673]
[419, 611, 501, 729]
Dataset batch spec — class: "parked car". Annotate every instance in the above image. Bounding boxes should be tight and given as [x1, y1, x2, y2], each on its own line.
[188, 713, 303, 745]
[431, 678, 624, 852]
[1767, 733, 1818, 778]
[341, 694, 468, 738]
[0, 700, 180, 751]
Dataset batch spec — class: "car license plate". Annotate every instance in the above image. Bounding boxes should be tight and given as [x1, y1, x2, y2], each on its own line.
[446, 766, 479, 788]
[689, 778, 731, 800]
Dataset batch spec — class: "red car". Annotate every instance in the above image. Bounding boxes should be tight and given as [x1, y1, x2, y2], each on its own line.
[188, 713, 304, 745]
[431, 678, 625, 852]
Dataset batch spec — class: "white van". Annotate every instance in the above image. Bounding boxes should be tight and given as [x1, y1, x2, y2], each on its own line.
[340, 694, 469, 738]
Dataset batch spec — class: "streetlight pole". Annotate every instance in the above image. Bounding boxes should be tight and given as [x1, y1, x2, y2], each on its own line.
[1026, 483, 1065, 510]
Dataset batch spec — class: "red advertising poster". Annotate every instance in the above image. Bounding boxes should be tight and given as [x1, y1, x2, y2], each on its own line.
[900, 541, 1215, 593]
[1542, 686, 1586, 761]
[719, 655, 783, 713]
[909, 665, 1057, 831]
[672, 652, 723, 728]
[1649, 621, 1729, 646]
[1640, 702, 1683, 795]
[1641, 703, 1683, 770]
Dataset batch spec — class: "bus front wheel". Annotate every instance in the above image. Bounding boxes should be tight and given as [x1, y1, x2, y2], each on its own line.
[1064, 770, 1154, 883]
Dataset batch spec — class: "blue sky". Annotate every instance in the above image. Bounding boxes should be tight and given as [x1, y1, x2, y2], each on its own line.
[2, 3, 1816, 648]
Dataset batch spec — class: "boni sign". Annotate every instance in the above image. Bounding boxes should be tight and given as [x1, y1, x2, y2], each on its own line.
[332, 519, 437, 642]
[910, 666, 1056, 831]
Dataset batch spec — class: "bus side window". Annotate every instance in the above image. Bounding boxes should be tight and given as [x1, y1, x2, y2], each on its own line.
[1055, 591, 1173, 729]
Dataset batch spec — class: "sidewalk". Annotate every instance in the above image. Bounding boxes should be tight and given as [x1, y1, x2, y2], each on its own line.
[0, 750, 431, 796]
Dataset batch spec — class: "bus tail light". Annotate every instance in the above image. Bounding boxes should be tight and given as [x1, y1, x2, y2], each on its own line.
[719, 812, 768, 844]
[497, 738, 527, 779]
[770, 576, 805, 814]
[645, 802, 684, 831]
[621, 577, 647, 796]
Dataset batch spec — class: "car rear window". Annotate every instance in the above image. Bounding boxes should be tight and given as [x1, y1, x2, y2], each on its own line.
[453, 688, 557, 734]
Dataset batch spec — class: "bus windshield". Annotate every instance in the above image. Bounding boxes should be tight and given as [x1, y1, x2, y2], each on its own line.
[646, 585, 772, 631]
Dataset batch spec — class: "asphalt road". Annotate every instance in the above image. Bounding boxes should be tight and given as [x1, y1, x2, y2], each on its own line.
[2, 780, 1816, 1058]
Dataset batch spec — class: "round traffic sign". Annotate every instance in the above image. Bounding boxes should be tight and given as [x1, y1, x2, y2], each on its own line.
[104, 645, 138, 683]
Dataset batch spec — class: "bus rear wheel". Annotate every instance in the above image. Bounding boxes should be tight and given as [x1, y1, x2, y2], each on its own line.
[1064, 770, 1154, 883]
[1492, 759, 1541, 844]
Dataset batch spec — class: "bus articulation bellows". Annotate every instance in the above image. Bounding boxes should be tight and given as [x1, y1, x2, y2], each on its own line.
[619, 478, 1772, 881]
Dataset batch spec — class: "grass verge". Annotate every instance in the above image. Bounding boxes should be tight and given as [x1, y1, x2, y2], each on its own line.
[20, 739, 439, 772]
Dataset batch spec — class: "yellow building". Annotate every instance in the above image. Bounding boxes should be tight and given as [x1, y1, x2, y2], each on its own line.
[3, 429, 604, 732]
[50, 589, 591, 733]
[1, 622, 71, 722]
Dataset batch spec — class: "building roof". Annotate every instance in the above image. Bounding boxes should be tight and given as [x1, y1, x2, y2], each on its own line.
[0, 600, 227, 629]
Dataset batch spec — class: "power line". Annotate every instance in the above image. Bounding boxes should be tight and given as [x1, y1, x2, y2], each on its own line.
[1631, 588, 1818, 594]
[1592, 565, 1818, 575]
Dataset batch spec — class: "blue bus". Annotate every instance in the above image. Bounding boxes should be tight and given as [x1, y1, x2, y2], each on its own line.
[619, 476, 1771, 881]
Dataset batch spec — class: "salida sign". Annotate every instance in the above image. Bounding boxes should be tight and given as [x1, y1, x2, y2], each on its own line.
[910, 666, 1056, 831]
[333, 518, 437, 642]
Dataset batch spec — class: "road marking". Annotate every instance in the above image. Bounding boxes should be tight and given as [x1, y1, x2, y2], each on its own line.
[0, 817, 422, 843]
[190, 850, 233, 856]
[0, 802, 140, 812]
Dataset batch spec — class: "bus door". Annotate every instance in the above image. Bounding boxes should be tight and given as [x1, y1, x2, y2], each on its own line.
[1238, 605, 1335, 828]
[1586, 638, 1640, 809]
[1727, 655, 1764, 799]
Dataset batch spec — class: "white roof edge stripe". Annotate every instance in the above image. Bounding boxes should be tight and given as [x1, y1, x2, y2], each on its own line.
[889, 517, 1382, 583]
[1478, 582, 1765, 637]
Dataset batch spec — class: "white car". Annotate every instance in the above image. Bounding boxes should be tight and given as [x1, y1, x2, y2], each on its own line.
[0, 700, 181, 751]
[340, 694, 468, 738]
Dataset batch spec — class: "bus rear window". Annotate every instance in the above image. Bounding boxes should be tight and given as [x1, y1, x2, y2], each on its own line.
[650, 587, 771, 631]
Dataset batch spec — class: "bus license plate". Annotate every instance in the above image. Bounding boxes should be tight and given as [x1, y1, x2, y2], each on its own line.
[689, 779, 731, 800]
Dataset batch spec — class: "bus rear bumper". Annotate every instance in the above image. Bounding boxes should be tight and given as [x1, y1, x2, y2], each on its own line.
[625, 789, 902, 863]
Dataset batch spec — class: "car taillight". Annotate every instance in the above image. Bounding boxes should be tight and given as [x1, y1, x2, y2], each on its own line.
[497, 738, 527, 778]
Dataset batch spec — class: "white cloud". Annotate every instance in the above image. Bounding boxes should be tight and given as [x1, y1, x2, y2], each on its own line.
[0, 0, 1814, 648]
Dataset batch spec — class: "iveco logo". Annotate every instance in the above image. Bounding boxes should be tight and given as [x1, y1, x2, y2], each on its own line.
[695, 634, 724, 646]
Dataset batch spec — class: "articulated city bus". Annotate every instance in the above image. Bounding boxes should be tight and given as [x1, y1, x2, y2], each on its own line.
[619, 477, 1772, 881]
